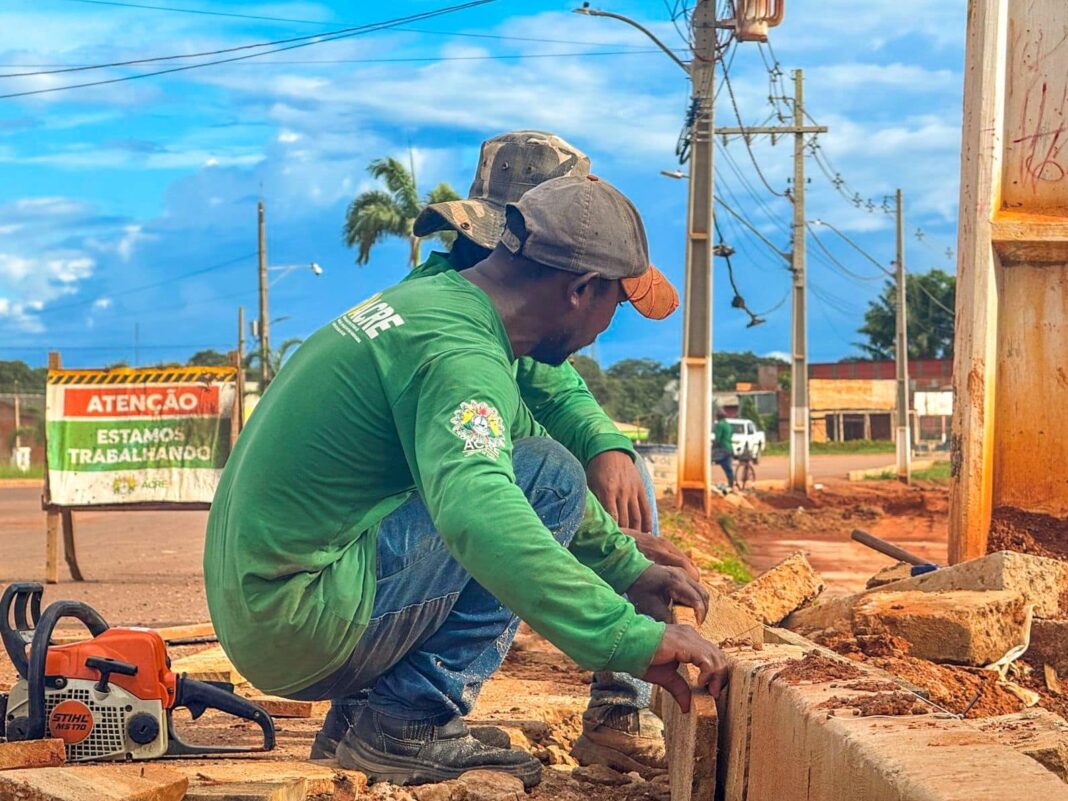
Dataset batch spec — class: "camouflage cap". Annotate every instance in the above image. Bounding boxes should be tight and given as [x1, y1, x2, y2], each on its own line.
[412, 130, 591, 250]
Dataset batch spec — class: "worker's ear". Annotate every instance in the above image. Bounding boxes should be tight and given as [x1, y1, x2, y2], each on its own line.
[568, 272, 601, 308]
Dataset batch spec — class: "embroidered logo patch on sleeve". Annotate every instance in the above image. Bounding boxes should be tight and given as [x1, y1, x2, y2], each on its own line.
[450, 400, 506, 459]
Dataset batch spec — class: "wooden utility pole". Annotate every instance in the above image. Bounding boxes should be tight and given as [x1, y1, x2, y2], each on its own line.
[12, 380, 20, 451]
[677, 0, 716, 513]
[894, 188, 911, 483]
[716, 70, 826, 495]
[257, 201, 270, 391]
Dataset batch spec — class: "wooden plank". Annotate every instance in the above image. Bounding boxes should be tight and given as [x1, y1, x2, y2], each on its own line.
[185, 779, 308, 801]
[949, 0, 1007, 564]
[245, 695, 330, 719]
[663, 606, 718, 801]
[0, 764, 187, 801]
[170, 644, 245, 685]
[174, 760, 367, 797]
[0, 739, 65, 771]
[45, 511, 59, 585]
[51, 622, 215, 646]
[60, 508, 84, 582]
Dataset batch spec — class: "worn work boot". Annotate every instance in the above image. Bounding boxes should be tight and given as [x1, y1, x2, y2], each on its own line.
[571, 706, 667, 778]
[337, 706, 543, 788]
[311, 700, 510, 760]
[310, 701, 364, 760]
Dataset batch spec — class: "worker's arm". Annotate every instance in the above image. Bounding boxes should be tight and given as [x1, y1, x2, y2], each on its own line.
[392, 349, 664, 676]
[516, 358, 654, 531]
[515, 357, 634, 465]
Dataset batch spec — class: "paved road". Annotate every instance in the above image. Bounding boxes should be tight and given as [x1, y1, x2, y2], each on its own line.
[0, 484, 210, 628]
[754, 453, 903, 481]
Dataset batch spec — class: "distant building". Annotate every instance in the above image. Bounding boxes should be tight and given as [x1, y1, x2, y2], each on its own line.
[775, 359, 953, 446]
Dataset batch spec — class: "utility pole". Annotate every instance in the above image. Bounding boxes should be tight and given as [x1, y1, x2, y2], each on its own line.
[677, 0, 716, 513]
[257, 201, 270, 391]
[894, 188, 911, 483]
[788, 69, 809, 495]
[12, 380, 20, 451]
[715, 69, 826, 494]
[237, 306, 245, 370]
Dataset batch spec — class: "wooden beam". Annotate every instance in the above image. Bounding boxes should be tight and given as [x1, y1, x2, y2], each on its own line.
[949, 0, 1007, 564]
[45, 512, 59, 585]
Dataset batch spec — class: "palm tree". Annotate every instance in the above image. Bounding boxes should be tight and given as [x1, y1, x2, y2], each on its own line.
[342, 155, 460, 269]
[244, 337, 304, 383]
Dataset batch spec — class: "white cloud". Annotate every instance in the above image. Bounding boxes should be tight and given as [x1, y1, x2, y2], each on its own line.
[93, 297, 112, 310]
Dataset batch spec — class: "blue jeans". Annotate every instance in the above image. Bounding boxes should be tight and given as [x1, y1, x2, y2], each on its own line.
[291, 440, 658, 723]
[291, 438, 585, 722]
[715, 454, 735, 487]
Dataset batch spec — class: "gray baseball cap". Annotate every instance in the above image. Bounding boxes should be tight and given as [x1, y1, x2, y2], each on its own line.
[500, 175, 679, 320]
[412, 130, 591, 249]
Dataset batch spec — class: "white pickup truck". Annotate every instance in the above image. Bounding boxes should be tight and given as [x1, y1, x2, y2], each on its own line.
[728, 418, 766, 461]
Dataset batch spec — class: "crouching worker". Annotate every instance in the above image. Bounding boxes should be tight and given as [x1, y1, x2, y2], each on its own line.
[203, 175, 728, 789]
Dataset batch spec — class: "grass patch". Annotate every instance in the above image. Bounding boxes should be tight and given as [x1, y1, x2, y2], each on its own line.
[0, 464, 43, 479]
[912, 461, 951, 483]
[710, 551, 753, 584]
[864, 469, 898, 481]
[716, 513, 749, 557]
[764, 439, 896, 456]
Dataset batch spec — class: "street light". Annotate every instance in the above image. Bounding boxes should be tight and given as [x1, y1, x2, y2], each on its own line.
[573, 5, 690, 73]
[257, 260, 324, 389]
[660, 169, 688, 180]
[269, 261, 323, 287]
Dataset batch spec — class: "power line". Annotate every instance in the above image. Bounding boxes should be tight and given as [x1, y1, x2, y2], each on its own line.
[806, 224, 886, 283]
[53, 0, 659, 49]
[719, 60, 787, 198]
[0, 1, 495, 98]
[0, 49, 680, 70]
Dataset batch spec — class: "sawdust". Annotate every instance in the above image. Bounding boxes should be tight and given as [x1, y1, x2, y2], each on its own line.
[772, 653, 863, 685]
[809, 630, 1023, 718]
[988, 506, 1068, 561]
[818, 692, 929, 717]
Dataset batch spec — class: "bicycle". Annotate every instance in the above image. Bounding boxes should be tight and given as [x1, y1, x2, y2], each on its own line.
[734, 448, 757, 490]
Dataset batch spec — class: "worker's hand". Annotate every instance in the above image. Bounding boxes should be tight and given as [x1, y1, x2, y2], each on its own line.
[622, 528, 701, 581]
[587, 450, 653, 533]
[642, 624, 728, 712]
[626, 564, 710, 624]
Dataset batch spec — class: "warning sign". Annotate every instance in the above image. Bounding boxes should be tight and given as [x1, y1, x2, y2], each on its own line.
[46, 367, 237, 506]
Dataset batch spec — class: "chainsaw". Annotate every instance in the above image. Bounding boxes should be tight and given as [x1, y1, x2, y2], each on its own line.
[0, 582, 275, 761]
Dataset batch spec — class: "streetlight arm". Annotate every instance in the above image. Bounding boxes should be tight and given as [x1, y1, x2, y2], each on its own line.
[573, 6, 689, 73]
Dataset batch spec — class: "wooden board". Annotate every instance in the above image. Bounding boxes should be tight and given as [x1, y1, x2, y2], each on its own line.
[0, 764, 187, 801]
[52, 623, 216, 646]
[170, 645, 245, 685]
[245, 696, 330, 719]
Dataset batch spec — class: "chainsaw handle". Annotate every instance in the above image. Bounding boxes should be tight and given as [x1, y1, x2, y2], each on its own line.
[1, 583, 44, 678]
[22, 599, 109, 740]
[168, 676, 275, 755]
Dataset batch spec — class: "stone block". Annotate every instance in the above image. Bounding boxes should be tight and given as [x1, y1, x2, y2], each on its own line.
[0, 739, 65, 771]
[170, 644, 245, 685]
[975, 709, 1068, 782]
[870, 550, 1068, 618]
[783, 593, 857, 634]
[732, 552, 825, 625]
[700, 592, 764, 647]
[852, 590, 1030, 666]
[0, 764, 188, 801]
[1028, 619, 1068, 674]
[456, 770, 524, 801]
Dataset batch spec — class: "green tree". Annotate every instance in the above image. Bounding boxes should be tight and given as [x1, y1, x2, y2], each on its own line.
[188, 349, 231, 367]
[342, 156, 460, 268]
[570, 355, 611, 407]
[856, 269, 955, 359]
[711, 351, 787, 391]
[0, 360, 47, 393]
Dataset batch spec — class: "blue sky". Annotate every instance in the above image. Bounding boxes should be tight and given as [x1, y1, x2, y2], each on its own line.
[0, 0, 967, 368]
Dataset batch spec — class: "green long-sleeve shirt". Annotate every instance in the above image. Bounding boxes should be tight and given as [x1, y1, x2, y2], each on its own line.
[407, 252, 635, 466]
[204, 269, 664, 696]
